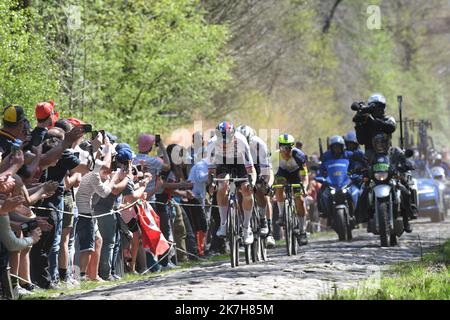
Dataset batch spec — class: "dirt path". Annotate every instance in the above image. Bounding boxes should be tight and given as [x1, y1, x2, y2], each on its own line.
[62, 219, 450, 300]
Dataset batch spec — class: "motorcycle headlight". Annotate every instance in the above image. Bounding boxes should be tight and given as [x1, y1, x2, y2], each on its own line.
[374, 172, 389, 181]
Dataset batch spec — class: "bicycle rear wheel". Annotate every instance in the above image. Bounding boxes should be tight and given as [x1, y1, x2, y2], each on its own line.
[260, 236, 268, 261]
[251, 209, 261, 263]
[291, 211, 299, 255]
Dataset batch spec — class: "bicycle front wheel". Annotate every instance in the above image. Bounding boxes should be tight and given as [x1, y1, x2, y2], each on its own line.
[228, 205, 238, 268]
[284, 200, 292, 256]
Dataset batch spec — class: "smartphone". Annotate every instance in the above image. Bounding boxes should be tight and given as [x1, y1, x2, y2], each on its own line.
[81, 124, 92, 133]
[92, 130, 99, 140]
[155, 134, 161, 147]
[11, 139, 23, 154]
[99, 130, 106, 142]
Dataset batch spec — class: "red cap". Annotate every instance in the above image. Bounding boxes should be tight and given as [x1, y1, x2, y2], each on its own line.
[67, 117, 84, 126]
[35, 100, 54, 119]
[35, 100, 59, 126]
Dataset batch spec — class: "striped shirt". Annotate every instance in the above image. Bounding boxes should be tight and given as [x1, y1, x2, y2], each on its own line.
[75, 171, 112, 215]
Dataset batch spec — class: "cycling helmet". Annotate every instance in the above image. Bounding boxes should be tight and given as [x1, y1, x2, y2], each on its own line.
[278, 134, 295, 147]
[215, 121, 235, 144]
[236, 125, 256, 144]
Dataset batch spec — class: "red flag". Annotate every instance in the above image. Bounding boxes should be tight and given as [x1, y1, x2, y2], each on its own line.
[136, 201, 170, 256]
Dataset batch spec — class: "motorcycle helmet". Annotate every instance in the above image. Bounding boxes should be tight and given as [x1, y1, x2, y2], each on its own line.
[236, 125, 256, 144]
[431, 166, 445, 180]
[372, 133, 390, 154]
[329, 135, 345, 155]
[344, 131, 359, 151]
[368, 93, 386, 117]
[215, 121, 235, 144]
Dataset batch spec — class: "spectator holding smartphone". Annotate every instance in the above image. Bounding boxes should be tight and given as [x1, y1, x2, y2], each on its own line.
[133, 133, 171, 201]
[75, 134, 119, 281]
[94, 142, 135, 281]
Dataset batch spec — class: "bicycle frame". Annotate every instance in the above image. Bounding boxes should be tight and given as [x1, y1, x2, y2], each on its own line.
[214, 175, 249, 267]
[272, 183, 302, 255]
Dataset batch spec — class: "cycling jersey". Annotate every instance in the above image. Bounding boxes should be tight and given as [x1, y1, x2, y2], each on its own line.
[206, 132, 254, 169]
[248, 135, 271, 177]
[277, 148, 307, 174]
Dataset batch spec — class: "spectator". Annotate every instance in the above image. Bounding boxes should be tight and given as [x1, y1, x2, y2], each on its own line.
[30, 100, 59, 146]
[75, 134, 118, 281]
[30, 128, 82, 289]
[184, 157, 209, 257]
[95, 143, 148, 280]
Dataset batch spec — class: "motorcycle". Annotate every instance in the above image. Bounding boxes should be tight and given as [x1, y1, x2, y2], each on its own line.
[366, 153, 408, 247]
[316, 158, 360, 241]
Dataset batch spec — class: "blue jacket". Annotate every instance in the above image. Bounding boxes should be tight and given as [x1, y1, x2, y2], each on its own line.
[319, 150, 365, 177]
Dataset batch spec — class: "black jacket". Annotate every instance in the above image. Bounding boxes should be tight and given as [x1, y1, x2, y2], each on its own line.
[353, 114, 396, 151]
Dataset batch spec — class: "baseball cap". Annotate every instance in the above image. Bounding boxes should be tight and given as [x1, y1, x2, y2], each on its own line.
[105, 131, 118, 143]
[137, 134, 155, 153]
[67, 117, 84, 127]
[116, 148, 133, 164]
[35, 100, 59, 124]
[3, 105, 26, 126]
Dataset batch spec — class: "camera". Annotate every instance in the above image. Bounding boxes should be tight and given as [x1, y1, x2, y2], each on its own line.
[79, 140, 93, 154]
[21, 219, 38, 236]
[351, 101, 371, 113]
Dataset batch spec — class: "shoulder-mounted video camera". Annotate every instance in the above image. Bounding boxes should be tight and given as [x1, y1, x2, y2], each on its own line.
[351, 101, 372, 114]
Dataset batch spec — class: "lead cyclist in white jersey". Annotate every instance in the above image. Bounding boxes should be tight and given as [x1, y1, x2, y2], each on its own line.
[207, 121, 257, 245]
[236, 125, 276, 248]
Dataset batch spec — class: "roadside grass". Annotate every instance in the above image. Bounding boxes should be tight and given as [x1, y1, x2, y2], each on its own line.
[322, 239, 450, 300]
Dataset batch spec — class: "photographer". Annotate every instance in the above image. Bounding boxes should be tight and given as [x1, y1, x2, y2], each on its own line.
[133, 133, 171, 202]
[352, 93, 396, 164]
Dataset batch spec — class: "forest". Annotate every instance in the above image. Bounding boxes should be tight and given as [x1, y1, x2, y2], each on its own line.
[1, 0, 449, 153]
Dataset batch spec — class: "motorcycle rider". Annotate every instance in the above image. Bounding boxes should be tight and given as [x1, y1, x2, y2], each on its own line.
[317, 135, 361, 223]
[352, 93, 410, 228]
[371, 133, 417, 232]
[344, 131, 366, 185]
[274, 134, 309, 246]
[236, 125, 276, 248]
[432, 154, 450, 177]
[352, 93, 396, 164]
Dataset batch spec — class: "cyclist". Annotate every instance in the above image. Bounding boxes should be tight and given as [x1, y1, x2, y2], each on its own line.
[207, 121, 257, 245]
[236, 125, 276, 248]
[274, 134, 309, 245]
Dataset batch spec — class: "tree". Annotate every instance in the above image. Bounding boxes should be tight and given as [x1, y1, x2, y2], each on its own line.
[0, 0, 58, 117]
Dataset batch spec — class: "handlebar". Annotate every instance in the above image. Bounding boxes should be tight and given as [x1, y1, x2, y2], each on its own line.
[271, 184, 303, 188]
[213, 177, 249, 183]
